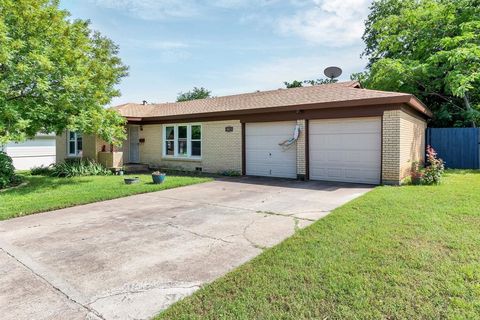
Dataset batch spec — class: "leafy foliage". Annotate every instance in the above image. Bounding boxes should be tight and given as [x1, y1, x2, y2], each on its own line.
[0, 0, 128, 145]
[284, 78, 338, 88]
[30, 165, 52, 176]
[176, 87, 211, 102]
[358, 0, 480, 127]
[0, 151, 20, 188]
[50, 159, 111, 178]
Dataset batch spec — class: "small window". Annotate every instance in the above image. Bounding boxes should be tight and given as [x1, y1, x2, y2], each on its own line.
[163, 124, 201, 158]
[191, 125, 201, 157]
[178, 126, 188, 156]
[165, 126, 174, 156]
[68, 131, 83, 156]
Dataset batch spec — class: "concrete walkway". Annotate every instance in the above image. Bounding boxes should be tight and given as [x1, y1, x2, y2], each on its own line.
[0, 177, 372, 320]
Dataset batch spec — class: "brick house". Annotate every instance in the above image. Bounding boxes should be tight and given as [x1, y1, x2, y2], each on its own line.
[56, 81, 431, 185]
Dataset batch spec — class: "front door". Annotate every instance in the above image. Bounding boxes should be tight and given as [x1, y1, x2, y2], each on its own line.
[129, 126, 140, 163]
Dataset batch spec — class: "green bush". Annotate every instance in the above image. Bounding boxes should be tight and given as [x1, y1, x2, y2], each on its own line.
[0, 151, 19, 189]
[30, 165, 52, 176]
[50, 159, 112, 178]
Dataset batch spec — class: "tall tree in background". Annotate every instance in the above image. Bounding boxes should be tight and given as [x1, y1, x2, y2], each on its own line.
[0, 0, 128, 145]
[176, 87, 211, 102]
[355, 0, 480, 127]
[284, 78, 337, 88]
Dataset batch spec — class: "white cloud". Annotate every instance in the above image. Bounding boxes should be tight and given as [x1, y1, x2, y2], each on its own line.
[215, 50, 366, 96]
[278, 0, 372, 47]
[89, 0, 199, 20]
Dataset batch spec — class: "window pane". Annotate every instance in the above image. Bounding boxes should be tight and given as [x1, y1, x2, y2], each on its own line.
[77, 136, 83, 152]
[165, 127, 174, 140]
[192, 141, 201, 157]
[69, 132, 75, 140]
[178, 139, 187, 155]
[165, 141, 174, 155]
[178, 126, 187, 139]
[191, 125, 201, 140]
[69, 141, 75, 154]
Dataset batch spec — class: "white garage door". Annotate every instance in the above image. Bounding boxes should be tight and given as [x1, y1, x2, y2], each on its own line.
[246, 121, 297, 178]
[309, 117, 381, 184]
[4, 136, 56, 170]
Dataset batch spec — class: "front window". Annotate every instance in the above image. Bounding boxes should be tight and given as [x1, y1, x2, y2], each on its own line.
[68, 131, 83, 156]
[163, 124, 202, 158]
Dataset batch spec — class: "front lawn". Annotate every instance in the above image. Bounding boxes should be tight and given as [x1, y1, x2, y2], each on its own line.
[0, 174, 211, 221]
[157, 171, 480, 319]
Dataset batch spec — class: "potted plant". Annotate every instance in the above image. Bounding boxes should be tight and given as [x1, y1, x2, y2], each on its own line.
[152, 171, 166, 184]
[124, 177, 140, 184]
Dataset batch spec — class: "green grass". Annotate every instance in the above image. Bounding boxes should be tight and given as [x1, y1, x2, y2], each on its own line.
[157, 171, 480, 320]
[0, 173, 212, 221]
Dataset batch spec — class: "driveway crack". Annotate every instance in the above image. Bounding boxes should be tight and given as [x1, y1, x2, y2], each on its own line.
[165, 222, 233, 244]
[87, 283, 201, 306]
[255, 210, 317, 222]
[0, 247, 105, 320]
[242, 219, 266, 250]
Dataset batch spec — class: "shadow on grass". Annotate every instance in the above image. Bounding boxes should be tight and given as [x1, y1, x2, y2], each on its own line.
[1, 175, 90, 196]
[444, 169, 480, 175]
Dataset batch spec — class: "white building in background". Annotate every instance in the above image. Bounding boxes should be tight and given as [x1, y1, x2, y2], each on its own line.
[1, 134, 56, 170]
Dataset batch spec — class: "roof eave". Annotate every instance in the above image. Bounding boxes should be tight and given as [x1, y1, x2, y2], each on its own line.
[123, 95, 432, 122]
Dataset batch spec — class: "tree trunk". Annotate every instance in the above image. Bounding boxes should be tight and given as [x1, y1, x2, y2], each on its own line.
[464, 94, 476, 128]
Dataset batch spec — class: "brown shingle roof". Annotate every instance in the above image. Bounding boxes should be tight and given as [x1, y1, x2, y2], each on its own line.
[114, 81, 431, 119]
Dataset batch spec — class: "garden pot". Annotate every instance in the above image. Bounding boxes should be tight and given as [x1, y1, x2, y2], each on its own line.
[118, 170, 124, 176]
[124, 177, 140, 185]
[152, 173, 166, 184]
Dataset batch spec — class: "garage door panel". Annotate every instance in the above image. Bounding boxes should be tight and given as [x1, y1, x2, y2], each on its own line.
[310, 118, 381, 184]
[246, 121, 297, 179]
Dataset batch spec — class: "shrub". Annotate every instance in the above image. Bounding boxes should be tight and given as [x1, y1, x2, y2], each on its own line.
[221, 170, 242, 177]
[0, 151, 19, 189]
[422, 146, 445, 185]
[410, 161, 424, 185]
[30, 165, 52, 176]
[50, 159, 112, 178]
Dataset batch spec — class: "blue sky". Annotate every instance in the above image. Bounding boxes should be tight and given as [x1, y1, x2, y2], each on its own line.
[61, 0, 372, 105]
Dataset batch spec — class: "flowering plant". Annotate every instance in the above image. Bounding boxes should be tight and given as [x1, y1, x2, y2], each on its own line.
[422, 146, 445, 185]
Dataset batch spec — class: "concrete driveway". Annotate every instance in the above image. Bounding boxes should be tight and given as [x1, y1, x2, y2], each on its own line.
[0, 177, 372, 320]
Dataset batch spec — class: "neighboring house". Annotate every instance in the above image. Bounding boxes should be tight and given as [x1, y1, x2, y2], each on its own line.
[56, 81, 431, 185]
[2, 134, 56, 170]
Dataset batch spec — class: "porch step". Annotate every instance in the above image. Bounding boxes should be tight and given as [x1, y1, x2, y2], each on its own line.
[124, 163, 150, 173]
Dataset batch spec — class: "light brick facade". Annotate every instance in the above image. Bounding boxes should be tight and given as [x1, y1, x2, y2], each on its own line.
[382, 109, 427, 184]
[57, 109, 427, 185]
[296, 119, 306, 178]
[55, 132, 98, 163]
[137, 120, 242, 174]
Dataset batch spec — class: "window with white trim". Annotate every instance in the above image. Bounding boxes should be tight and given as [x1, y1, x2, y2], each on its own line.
[68, 131, 83, 156]
[163, 124, 202, 158]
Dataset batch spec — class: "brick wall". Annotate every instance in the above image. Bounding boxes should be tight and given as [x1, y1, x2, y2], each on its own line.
[138, 120, 242, 174]
[296, 119, 306, 177]
[382, 109, 427, 184]
[382, 110, 402, 184]
[399, 111, 427, 179]
[55, 132, 67, 163]
[56, 132, 98, 162]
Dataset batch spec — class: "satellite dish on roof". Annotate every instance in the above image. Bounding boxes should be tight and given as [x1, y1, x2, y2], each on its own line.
[324, 66, 342, 80]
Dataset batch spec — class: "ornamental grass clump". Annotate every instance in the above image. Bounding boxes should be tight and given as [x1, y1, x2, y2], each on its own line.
[50, 159, 111, 178]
